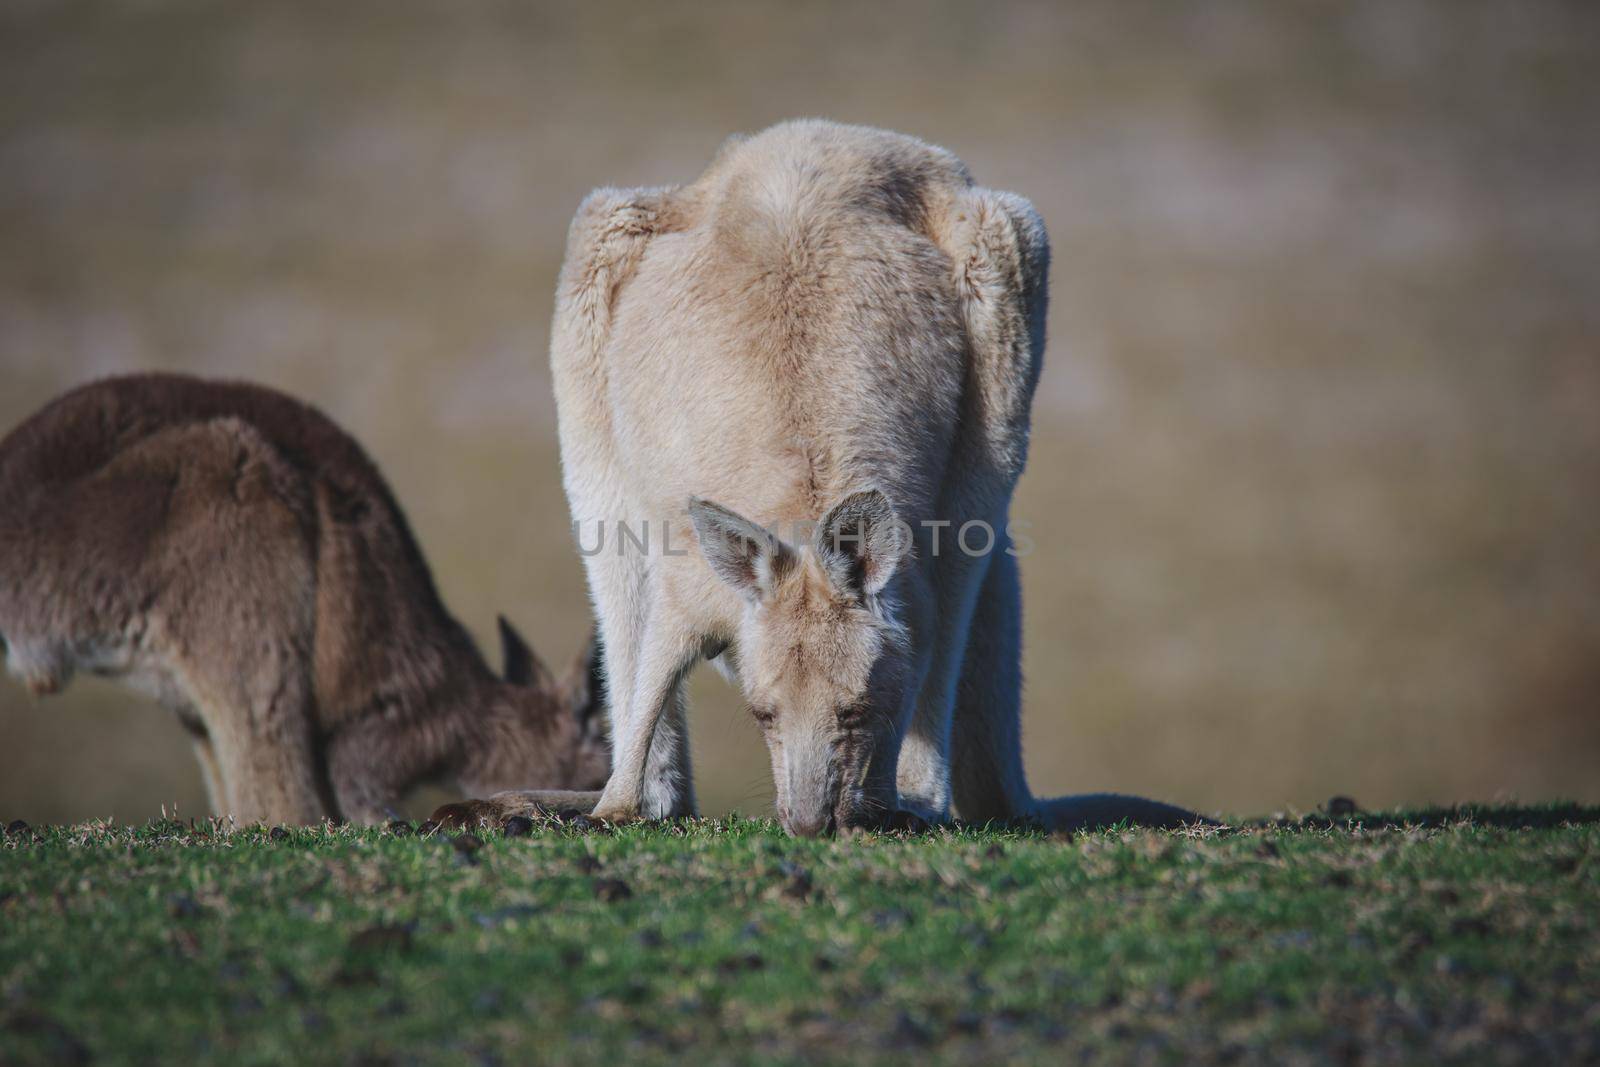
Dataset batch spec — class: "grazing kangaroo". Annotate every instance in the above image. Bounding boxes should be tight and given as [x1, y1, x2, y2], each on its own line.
[0, 374, 610, 825]
[467, 120, 1205, 836]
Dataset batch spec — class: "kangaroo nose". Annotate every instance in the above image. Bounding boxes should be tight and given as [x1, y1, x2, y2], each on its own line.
[784, 811, 835, 838]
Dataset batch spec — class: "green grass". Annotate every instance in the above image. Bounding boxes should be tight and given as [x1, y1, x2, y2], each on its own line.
[2, 807, 1597, 1065]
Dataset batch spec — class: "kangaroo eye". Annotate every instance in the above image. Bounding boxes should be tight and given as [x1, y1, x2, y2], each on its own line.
[749, 704, 777, 727]
[835, 700, 870, 730]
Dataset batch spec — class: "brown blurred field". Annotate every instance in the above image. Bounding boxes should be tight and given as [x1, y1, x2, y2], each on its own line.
[2, 1, 1597, 824]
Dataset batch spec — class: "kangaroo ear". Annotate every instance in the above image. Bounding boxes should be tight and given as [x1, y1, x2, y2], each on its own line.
[688, 497, 792, 603]
[562, 626, 608, 738]
[498, 615, 554, 691]
[815, 489, 910, 598]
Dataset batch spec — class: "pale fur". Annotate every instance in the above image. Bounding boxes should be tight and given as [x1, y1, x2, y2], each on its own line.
[0, 374, 610, 825]
[488, 120, 1205, 835]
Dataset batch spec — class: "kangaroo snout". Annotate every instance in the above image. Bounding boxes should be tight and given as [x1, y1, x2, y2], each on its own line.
[777, 779, 839, 838]
[774, 734, 848, 837]
[779, 808, 836, 839]
[778, 795, 889, 837]
[777, 761, 898, 837]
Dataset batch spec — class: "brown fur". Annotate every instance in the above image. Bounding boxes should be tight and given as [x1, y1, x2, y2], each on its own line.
[0, 374, 610, 824]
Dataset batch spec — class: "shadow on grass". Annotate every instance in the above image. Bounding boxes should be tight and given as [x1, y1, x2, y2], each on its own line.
[1261, 802, 1600, 832]
[953, 801, 1600, 838]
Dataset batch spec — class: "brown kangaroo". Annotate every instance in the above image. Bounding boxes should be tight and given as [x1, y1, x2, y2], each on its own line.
[0, 373, 610, 825]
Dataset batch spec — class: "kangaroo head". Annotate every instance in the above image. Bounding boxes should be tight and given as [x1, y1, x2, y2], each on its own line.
[488, 617, 612, 793]
[689, 489, 912, 837]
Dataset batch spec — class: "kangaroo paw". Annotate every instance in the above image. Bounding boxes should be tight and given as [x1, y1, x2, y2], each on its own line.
[589, 803, 643, 826]
[429, 799, 501, 829]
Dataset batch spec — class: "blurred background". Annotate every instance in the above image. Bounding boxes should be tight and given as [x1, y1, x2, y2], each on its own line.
[2, 1, 1597, 823]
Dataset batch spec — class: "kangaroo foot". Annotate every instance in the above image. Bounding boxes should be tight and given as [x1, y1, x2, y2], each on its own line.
[588, 803, 644, 827]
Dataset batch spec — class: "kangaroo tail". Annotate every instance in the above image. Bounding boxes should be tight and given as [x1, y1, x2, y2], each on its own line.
[1033, 792, 1216, 833]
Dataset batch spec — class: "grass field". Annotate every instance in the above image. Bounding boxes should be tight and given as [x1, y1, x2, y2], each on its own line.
[2, 806, 1596, 1065]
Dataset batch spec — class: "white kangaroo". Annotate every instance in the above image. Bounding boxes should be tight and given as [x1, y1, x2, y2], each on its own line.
[474, 120, 1206, 835]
